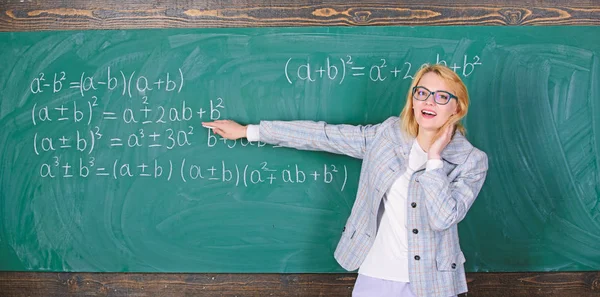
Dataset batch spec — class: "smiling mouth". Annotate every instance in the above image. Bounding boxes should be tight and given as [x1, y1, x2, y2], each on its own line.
[421, 110, 437, 116]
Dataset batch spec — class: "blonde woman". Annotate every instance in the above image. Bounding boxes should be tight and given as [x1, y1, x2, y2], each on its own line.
[203, 64, 488, 297]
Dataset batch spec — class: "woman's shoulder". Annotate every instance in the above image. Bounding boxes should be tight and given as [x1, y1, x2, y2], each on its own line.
[440, 131, 487, 168]
[469, 146, 488, 168]
[456, 134, 488, 170]
[374, 116, 402, 133]
[378, 116, 414, 143]
[380, 116, 400, 126]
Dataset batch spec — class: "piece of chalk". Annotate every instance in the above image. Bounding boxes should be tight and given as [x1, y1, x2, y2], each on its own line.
[202, 124, 214, 129]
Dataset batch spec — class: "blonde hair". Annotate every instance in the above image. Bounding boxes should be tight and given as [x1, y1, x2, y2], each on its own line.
[399, 64, 469, 143]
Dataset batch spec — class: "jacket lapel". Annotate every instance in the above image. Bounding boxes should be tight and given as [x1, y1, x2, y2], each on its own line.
[392, 122, 413, 160]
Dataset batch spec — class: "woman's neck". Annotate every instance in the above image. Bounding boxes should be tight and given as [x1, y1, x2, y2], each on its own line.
[416, 128, 436, 153]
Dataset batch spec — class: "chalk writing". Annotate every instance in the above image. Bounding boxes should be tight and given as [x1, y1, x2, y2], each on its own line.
[30, 67, 184, 97]
[29, 66, 354, 192]
[284, 54, 483, 84]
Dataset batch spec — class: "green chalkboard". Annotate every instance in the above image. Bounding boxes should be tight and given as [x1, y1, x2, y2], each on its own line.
[1, 26, 599, 273]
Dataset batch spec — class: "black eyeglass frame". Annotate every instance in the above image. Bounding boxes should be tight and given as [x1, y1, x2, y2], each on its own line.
[412, 86, 458, 105]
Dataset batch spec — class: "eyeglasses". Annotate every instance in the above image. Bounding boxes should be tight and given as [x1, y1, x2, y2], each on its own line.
[412, 86, 457, 105]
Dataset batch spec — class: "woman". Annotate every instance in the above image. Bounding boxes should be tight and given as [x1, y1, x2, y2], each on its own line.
[203, 64, 488, 297]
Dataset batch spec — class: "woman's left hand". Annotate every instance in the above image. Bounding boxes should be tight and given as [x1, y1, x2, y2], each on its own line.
[428, 123, 455, 160]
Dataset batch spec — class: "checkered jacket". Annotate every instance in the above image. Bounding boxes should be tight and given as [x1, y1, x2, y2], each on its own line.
[258, 116, 489, 297]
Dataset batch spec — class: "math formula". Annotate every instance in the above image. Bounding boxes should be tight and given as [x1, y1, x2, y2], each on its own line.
[284, 54, 482, 84]
[28, 66, 356, 192]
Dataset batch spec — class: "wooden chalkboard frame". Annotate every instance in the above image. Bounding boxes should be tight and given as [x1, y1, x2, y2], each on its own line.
[1, 1, 599, 296]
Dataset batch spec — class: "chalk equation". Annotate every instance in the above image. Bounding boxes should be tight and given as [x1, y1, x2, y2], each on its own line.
[30, 96, 271, 155]
[37, 158, 349, 191]
[32, 125, 269, 155]
[284, 54, 482, 84]
[31, 97, 225, 126]
[29, 67, 184, 97]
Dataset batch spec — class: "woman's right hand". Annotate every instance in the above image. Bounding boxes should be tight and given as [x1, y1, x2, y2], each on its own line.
[202, 120, 247, 140]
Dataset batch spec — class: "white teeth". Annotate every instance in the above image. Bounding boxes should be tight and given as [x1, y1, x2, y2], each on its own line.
[422, 110, 437, 116]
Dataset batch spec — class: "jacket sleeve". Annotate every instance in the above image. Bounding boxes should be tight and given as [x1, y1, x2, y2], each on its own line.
[258, 120, 384, 160]
[418, 148, 489, 231]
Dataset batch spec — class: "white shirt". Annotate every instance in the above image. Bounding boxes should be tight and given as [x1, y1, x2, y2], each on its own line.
[246, 125, 443, 281]
[359, 140, 442, 281]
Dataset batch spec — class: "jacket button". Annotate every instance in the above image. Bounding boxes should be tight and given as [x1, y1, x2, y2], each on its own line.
[451, 263, 456, 269]
[414, 255, 420, 261]
[342, 227, 346, 232]
[411, 202, 417, 208]
[412, 229, 418, 234]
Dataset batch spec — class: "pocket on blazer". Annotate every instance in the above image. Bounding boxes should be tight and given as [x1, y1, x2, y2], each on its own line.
[436, 251, 466, 272]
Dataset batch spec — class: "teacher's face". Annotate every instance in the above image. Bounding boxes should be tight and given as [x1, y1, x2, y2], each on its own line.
[412, 72, 458, 133]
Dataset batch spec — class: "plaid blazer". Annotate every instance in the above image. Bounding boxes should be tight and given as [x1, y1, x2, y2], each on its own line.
[259, 116, 489, 297]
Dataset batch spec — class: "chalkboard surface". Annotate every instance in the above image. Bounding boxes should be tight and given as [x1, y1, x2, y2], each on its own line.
[1, 26, 599, 273]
